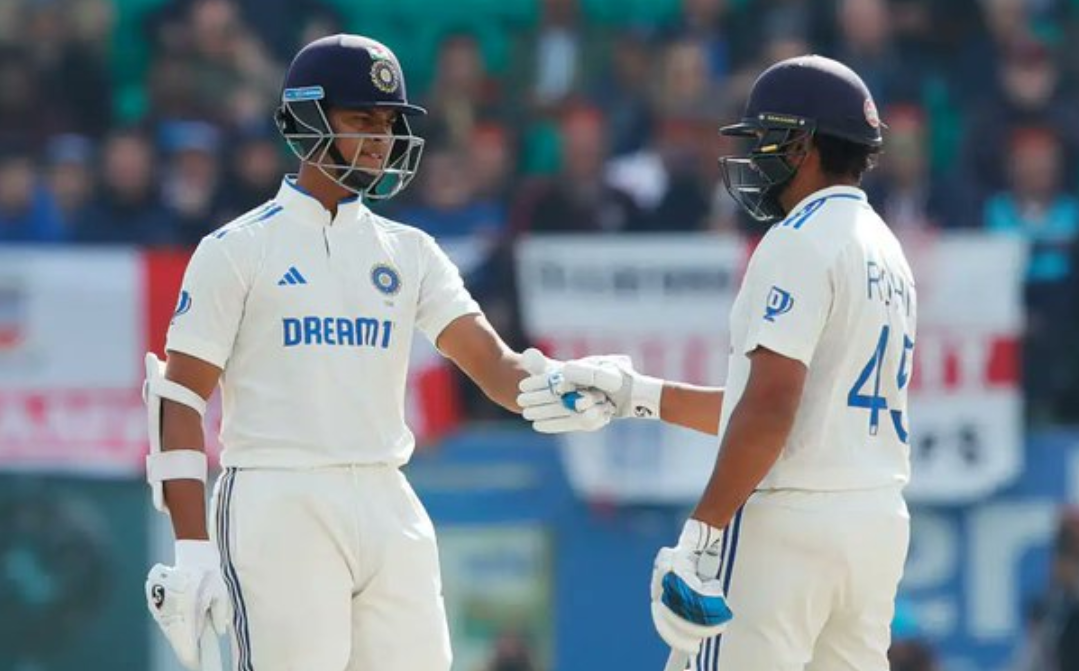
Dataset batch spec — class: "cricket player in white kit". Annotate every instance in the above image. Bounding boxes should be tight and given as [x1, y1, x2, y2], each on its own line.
[140, 34, 579, 671]
[518, 55, 917, 670]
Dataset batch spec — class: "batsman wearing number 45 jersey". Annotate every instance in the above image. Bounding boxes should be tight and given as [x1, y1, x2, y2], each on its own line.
[519, 55, 918, 670]
[140, 35, 579, 671]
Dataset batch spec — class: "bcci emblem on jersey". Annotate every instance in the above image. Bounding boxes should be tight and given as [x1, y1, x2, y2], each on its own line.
[764, 286, 794, 322]
[371, 264, 401, 295]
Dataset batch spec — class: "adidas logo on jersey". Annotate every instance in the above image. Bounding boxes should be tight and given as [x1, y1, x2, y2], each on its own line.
[277, 266, 307, 286]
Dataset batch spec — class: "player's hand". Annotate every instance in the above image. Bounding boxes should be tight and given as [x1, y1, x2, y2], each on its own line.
[517, 348, 616, 433]
[566, 354, 664, 419]
[145, 540, 231, 670]
[650, 519, 733, 655]
[517, 350, 664, 428]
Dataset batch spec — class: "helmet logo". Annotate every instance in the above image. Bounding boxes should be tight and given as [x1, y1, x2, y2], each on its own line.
[371, 60, 399, 94]
[864, 98, 881, 129]
[759, 113, 807, 128]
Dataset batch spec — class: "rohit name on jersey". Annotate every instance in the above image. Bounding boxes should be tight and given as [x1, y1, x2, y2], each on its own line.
[282, 316, 394, 349]
[866, 260, 914, 318]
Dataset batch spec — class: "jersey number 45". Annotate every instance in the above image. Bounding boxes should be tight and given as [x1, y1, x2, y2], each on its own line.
[847, 325, 914, 444]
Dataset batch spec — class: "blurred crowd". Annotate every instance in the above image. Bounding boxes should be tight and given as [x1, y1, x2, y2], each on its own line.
[1012, 507, 1079, 671]
[2, 0, 1079, 423]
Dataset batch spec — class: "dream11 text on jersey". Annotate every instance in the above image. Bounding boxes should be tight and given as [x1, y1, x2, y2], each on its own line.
[282, 316, 394, 349]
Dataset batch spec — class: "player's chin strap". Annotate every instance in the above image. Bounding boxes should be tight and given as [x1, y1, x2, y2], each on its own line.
[144, 353, 208, 515]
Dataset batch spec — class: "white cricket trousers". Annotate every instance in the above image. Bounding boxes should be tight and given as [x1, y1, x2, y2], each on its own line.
[208, 466, 452, 671]
[693, 487, 910, 671]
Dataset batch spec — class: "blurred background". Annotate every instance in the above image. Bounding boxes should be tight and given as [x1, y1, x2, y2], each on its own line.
[1, 0, 1078, 669]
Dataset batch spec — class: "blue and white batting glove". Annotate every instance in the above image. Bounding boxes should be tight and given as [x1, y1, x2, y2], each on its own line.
[517, 348, 616, 433]
[650, 519, 733, 655]
[517, 349, 663, 433]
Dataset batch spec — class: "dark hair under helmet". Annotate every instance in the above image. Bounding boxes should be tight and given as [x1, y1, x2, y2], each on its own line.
[274, 34, 426, 200]
[718, 55, 883, 222]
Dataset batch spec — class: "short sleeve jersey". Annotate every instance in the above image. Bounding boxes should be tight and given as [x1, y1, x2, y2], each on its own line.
[719, 186, 918, 491]
[166, 178, 481, 468]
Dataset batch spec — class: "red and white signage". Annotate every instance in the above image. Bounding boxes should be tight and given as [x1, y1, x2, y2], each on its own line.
[0, 246, 464, 475]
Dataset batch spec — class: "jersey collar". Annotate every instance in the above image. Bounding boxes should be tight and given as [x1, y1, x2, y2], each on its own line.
[275, 176, 369, 227]
[784, 185, 866, 220]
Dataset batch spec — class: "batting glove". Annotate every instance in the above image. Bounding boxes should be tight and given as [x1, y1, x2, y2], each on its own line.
[650, 519, 733, 655]
[146, 540, 231, 670]
[517, 349, 664, 433]
[517, 348, 616, 433]
[562, 354, 664, 419]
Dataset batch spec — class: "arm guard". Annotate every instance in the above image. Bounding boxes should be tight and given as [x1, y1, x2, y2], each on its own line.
[143, 353, 208, 514]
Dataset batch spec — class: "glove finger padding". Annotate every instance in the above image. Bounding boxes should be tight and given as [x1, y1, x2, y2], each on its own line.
[560, 360, 626, 395]
[651, 597, 728, 655]
[520, 347, 552, 375]
[522, 390, 605, 421]
[517, 387, 559, 409]
[533, 401, 615, 433]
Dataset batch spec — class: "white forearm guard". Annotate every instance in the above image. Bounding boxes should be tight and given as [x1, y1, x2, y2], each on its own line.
[144, 353, 208, 514]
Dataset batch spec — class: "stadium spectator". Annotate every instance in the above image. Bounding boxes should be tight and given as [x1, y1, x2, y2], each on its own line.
[0, 144, 65, 243]
[945, 0, 1051, 107]
[424, 34, 504, 150]
[22, 0, 114, 139]
[144, 0, 279, 129]
[44, 134, 96, 231]
[159, 121, 226, 246]
[864, 105, 958, 234]
[986, 127, 1079, 286]
[666, 0, 731, 80]
[75, 130, 174, 245]
[394, 147, 505, 242]
[219, 123, 285, 220]
[960, 40, 1079, 205]
[0, 47, 64, 148]
[985, 126, 1079, 423]
[653, 38, 726, 121]
[234, 0, 344, 62]
[589, 30, 655, 157]
[511, 0, 606, 112]
[511, 104, 642, 234]
[833, 0, 923, 106]
[468, 122, 517, 206]
[606, 115, 717, 232]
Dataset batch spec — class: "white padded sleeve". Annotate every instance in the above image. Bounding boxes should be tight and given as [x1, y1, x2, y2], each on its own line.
[144, 353, 208, 513]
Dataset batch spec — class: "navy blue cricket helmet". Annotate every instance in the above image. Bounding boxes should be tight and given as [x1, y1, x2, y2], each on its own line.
[719, 55, 883, 222]
[274, 34, 427, 200]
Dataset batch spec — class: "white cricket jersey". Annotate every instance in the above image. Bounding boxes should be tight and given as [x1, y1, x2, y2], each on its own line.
[166, 177, 481, 468]
[718, 185, 918, 491]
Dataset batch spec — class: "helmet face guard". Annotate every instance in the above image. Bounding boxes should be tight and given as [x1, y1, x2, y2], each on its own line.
[275, 90, 424, 201]
[718, 114, 815, 223]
